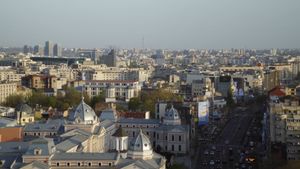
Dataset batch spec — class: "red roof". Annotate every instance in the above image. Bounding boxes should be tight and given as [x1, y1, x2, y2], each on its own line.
[269, 86, 286, 97]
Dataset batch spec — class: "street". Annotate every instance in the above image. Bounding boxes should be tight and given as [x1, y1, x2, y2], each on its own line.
[193, 103, 262, 169]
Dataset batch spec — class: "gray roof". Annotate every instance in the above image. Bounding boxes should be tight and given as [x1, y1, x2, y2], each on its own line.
[99, 119, 115, 129]
[51, 152, 118, 161]
[56, 133, 89, 152]
[0, 154, 19, 169]
[69, 98, 97, 124]
[92, 125, 105, 135]
[100, 109, 117, 121]
[116, 153, 165, 169]
[24, 138, 55, 156]
[0, 142, 29, 154]
[157, 124, 188, 132]
[23, 122, 61, 132]
[118, 118, 159, 125]
[60, 128, 91, 138]
[164, 105, 180, 120]
[0, 117, 17, 127]
[16, 104, 32, 114]
[0, 106, 15, 114]
[20, 161, 49, 169]
[129, 129, 152, 152]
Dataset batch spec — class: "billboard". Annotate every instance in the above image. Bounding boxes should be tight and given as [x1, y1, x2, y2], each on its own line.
[198, 100, 209, 126]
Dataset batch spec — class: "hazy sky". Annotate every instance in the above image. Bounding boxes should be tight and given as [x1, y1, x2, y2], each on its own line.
[0, 0, 299, 49]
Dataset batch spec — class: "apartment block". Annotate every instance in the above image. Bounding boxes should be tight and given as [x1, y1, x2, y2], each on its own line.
[269, 96, 300, 160]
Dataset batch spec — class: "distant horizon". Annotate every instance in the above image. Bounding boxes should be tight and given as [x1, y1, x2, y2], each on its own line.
[1, 43, 300, 51]
[0, 0, 299, 49]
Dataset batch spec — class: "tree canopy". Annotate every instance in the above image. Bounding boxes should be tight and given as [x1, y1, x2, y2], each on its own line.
[138, 89, 182, 117]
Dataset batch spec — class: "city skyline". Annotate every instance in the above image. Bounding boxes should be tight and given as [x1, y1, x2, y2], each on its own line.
[0, 0, 299, 49]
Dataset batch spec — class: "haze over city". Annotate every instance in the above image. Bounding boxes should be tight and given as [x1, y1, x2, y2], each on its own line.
[0, 0, 299, 49]
[2, 1, 300, 169]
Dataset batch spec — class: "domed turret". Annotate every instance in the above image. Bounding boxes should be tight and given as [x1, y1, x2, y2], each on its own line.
[69, 97, 98, 125]
[127, 129, 153, 160]
[163, 105, 181, 125]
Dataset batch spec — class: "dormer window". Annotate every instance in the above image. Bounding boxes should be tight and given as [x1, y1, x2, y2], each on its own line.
[34, 148, 42, 155]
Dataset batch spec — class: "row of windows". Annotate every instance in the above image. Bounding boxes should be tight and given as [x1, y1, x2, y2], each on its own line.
[287, 119, 300, 122]
[130, 130, 183, 142]
[120, 124, 157, 128]
[56, 162, 112, 167]
[164, 145, 182, 151]
[87, 82, 135, 86]
[24, 132, 56, 136]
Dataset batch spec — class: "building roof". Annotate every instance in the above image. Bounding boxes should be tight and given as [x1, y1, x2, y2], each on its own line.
[23, 138, 55, 156]
[20, 161, 49, 169]
[51, 152, 118, 161]
[100, 109, 117, 122]
[0, 154, 19, 169]
[269, 86, 286, 97]
[129, 129, 152, 152]
[112, 127, 127, 137]
[156, 124, 188, 132]
[69, 97, 98, 124]
[23, 122, 62, 132]
[0, 106, 15, 115]
[118, 118, 159, 125]
[0, 117, 17, 127]
[164, 105, 180, 121]
[60, 128, 91, 138]
[56, 135, 89, 152]
[117, 152, 165, 169]
[0, 142, 29, 154]
[16, 104, 32, 114]
[99, 119, 115, 129]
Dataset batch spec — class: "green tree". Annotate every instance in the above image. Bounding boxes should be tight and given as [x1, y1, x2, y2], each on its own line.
[48, 96, 57, 108]
[226, 86, 235, 108]
[28, 90, 49, 107]
[90, 92, 105, 109]
[4, 94, 25, 107]
[140, 89, 183, 117]
[128, 97, 141, 111]
[63, 87, 81, 107]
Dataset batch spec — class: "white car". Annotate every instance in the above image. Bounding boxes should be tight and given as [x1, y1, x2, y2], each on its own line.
[210, 151, 215, 155]
[209, 160, 215, 165]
